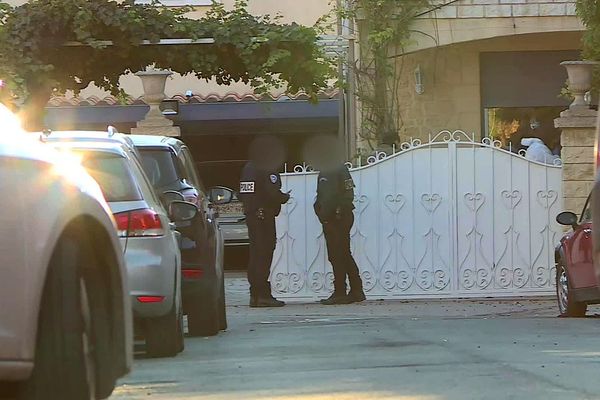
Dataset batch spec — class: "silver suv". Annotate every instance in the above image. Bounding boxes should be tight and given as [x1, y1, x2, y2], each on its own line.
[44, 132, 194, 357]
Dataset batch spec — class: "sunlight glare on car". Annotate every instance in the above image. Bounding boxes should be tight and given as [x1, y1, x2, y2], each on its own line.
[0, 103, 23, 133]
[50, 147, 106, 205]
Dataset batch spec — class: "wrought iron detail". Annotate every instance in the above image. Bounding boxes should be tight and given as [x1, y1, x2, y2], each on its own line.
[271, 130, 562, 299]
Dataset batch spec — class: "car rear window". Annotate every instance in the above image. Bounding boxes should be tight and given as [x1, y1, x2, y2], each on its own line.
[79, 152, 142, 202]
[138, 149, 182, 188]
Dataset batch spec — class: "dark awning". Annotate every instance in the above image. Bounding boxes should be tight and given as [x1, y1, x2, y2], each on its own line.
[44, 99, 339, 135]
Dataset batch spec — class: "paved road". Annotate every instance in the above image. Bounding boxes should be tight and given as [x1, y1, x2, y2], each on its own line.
[111, 276, 600, 400]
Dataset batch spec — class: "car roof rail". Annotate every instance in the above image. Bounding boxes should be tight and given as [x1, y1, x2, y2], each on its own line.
[39, 128, 52, 142]
[107, 125, 118, 137]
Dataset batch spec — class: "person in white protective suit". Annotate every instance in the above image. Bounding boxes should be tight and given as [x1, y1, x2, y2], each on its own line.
[521, 137, 560, 165]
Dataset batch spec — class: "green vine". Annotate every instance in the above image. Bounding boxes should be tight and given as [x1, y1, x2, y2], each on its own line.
[0, 0, 334, 129]
[338, 0, 430, 150]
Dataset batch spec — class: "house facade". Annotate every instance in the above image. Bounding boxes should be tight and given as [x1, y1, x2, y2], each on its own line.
[356, 0, 586, 151]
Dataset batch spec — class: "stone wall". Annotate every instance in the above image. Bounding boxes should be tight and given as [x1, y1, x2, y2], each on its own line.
[406, 2, 583, 53]
[555, 108, 598, 213]
[426, 0, 577, 19]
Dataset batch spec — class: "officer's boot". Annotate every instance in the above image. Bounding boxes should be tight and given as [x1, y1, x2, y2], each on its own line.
[320, 292, 352, 305]
[250, 283, 285, 308]
[249, 287, 258, 307]
[265, 282, 286, 307]
[347, 289, 366, 303]
[320, 280, 351, 305]
[252, 297, 285, 307]
[347, 282, 366, 303]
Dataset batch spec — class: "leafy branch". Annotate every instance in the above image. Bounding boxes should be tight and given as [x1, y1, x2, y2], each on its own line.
[0, 0, 335, 129]
[577, 0, 600, 91]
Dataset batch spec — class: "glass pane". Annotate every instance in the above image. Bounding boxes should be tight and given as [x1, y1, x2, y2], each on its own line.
[79, 152, 142, 202]
[180, 148, 205, 191]
[138, 149, 182, 188]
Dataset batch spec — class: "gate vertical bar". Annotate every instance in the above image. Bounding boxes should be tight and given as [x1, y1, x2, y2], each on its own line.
[449, 140, 459, 294]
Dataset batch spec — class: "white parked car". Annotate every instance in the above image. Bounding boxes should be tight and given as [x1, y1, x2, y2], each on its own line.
[0, 114, 132, 399]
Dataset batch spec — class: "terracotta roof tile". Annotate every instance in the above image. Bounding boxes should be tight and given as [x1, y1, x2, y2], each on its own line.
[47, 89, 339, 107]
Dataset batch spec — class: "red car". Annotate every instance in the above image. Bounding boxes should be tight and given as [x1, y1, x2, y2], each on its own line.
[556, 198, 600, 316]
[555, 114, 600, 316]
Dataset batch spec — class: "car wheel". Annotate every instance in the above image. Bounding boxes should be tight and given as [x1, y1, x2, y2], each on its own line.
[145, 296, 184, 358]
[556, 262, 587, 317]
[19, 236, 96, 400]
[187, 291, 219, 337]
[219, 275, 227, 331]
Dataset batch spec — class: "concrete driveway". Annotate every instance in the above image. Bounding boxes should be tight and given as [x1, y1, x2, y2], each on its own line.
[111, 276, 600, 400]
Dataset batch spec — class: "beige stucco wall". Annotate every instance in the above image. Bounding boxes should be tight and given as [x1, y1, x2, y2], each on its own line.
[390, 31, 583, 144]
[187, 0, 332, 27]
[4, 0, 331, 25]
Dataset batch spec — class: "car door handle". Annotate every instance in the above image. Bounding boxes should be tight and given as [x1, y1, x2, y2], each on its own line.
[583, 228, 592, 235]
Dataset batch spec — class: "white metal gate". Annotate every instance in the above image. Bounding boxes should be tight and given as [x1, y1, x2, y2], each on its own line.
[270, 130, 563, 300]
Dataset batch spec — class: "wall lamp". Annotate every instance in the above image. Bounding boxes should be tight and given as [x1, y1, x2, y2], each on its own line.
[415, 65, 424, 95]
[160, 99, 179, 116]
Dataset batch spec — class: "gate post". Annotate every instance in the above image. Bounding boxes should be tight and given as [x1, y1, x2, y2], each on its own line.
[554, 107, 598, 214]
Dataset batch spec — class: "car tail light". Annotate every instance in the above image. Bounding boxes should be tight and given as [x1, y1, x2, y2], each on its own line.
[184, 194, 198, 203]
[182, 269, 203, 280]
[137, 296, 165, 303]
[181, 189, 199, 206]
[114, 209, 164, 237]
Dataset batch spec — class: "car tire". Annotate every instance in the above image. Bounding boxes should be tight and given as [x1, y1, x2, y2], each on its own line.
[145, 295, 184, 358]
[187, 291, 219, 337]
[19, 236, 96, 400]
[219, 275, 227, 331]
[556, 261, 587, 317]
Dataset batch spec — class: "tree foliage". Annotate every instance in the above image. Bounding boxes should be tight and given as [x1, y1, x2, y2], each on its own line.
[577, 0, 600, 62]
[577, 0, 600, 92]
[338, 0, 430, 149]
[0, 0, 334, 129]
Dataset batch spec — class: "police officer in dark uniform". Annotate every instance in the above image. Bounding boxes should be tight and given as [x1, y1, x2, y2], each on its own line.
[239, 137, 290, 307]
[314, 159, 365, 305]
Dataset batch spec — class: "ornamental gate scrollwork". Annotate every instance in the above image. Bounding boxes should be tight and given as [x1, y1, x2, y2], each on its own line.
[271, 130, 563, 300]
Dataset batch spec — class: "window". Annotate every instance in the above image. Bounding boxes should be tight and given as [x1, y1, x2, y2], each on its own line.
[138, 148, 183, 189]
[485, 107, 564, 154]
[134, 0, 216, 6]
[179, 147, 206, 192]
[78, 152, 143, 203]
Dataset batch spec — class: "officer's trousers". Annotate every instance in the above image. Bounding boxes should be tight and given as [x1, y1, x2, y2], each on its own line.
[323, 212, 363, 295]
[246, 214, 277, 298]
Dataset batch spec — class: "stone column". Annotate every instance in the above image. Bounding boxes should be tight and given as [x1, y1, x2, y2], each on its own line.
[555, 108, 598, 213]
[131, 69, 180, 137]
[554, 61, 599, 214]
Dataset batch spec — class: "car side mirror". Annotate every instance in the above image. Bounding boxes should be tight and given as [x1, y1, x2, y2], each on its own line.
[556, 211, 579, 228]
[169, 200, 198, 222]
[161, 190, 184, 204]
[209, 186, 234, 205]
